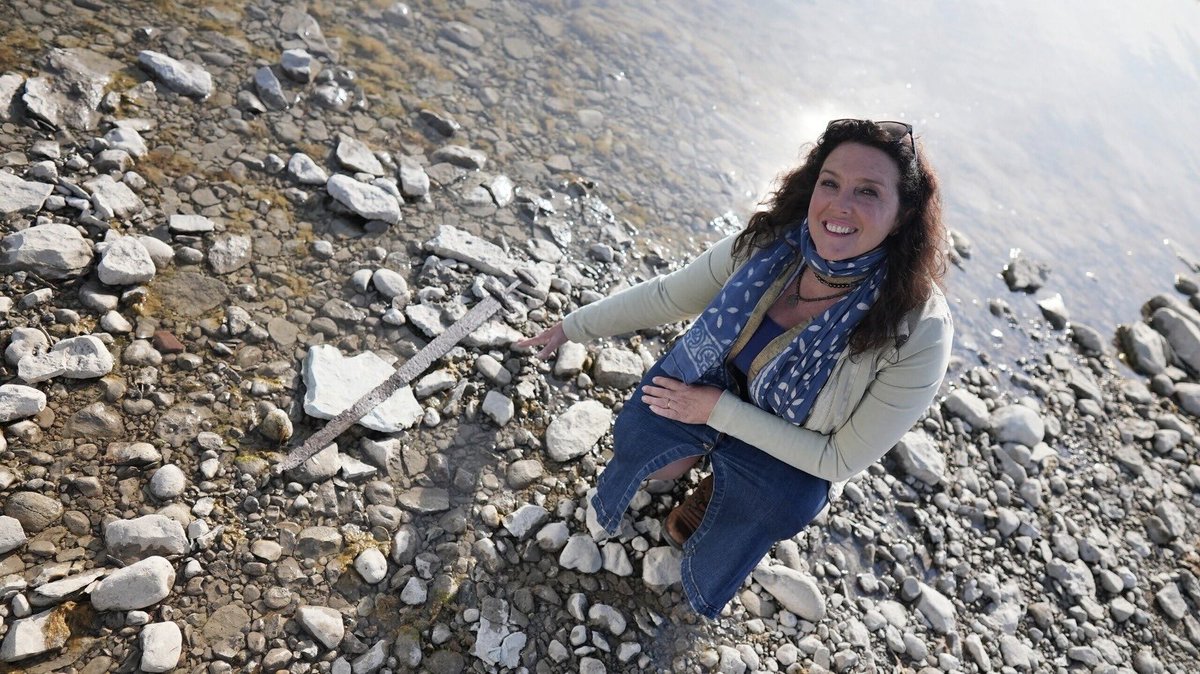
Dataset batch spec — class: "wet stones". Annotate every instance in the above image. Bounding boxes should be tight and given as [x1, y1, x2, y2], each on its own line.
[1118, 321, 1169, 375]
[326, 174, 401, 225]
[0, 223, 93, 279]
[138, 50, 214, 99]
[1002, 254, 1050, 293]
[544, 400, 612, 462]
[1151, 307, 1200, 373]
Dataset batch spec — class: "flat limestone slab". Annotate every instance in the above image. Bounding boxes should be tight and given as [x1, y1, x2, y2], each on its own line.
[302, 345, 421, 433]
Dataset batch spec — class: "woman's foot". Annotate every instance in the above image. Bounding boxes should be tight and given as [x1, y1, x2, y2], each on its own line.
[664, 474, 713, 549]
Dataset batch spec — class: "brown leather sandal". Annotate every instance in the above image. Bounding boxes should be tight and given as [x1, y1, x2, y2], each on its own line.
[663, 474, 713, 550]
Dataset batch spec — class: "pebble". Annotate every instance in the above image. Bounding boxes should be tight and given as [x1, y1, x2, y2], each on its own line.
[149, 464, 187, 500]
[544, 400, 613, 462]
[296, 605, 345, 650]
[354, 548, 388, 584]
[139, 622, 183, 673]
[90, 556, 176, 611]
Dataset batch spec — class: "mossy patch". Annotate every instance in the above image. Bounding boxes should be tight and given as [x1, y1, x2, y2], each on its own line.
[0, 30, 42, 75]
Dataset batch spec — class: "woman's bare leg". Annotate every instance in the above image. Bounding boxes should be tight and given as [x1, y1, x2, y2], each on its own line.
[648, 455, 700, 481]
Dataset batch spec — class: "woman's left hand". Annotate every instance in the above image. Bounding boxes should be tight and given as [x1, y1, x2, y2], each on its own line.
[641, 376, 724, 424]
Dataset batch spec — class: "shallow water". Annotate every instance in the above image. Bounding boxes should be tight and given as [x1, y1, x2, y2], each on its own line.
[337, 0, 1200, 368]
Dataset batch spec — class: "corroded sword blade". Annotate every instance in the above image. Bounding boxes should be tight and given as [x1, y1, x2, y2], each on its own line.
[274, 279, 519, 474]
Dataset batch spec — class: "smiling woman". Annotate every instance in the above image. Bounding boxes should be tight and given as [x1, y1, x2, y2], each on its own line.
[516, 118, 953, 619]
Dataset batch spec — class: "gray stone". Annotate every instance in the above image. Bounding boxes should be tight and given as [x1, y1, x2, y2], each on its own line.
[65, 402, 125, 438]
[1156, 583, 1188, 620]
[354, 548, 388, 584]
[287, 442, 341, 484]
[0, 384, 46, 422]
[281, 49, 318, 82]
[5, 328, 48, 366]
[149, 464, 186, 500]
[554, 342, 588, 379]
[138, 51, 212, 98]
[253, 66, 291, 110]
[302, 345, 422, 432]
[473, 599, 524, 669]
[430, 144, 487, 170]
[0, 171, 53, 215]
[1070, 323, 1107, 354]
[482, 390, 514, 425]
[991, 404, 1044, 447]
[1119, 321, 1169, 375]
[336, 135, 384, 175]
[942, 389, 990, 429]
[642, 547, 682, 587]
[0, 223, 93, 279]
[1152, 307, 1200, 374]
[544, 400, 612, 462]
[0, 73, 23, 121]
[296, 605, 344, 650]
[140, 622, 182, 673]
[916, 582, 956, 634]
[90, 556, 176, 611]
[208, 234, 252, 274]
[0, 608, 70, 662]
[104, 127, 147, 158]
[892, 430, 945, 485]
[21, 48, 120, 129]
[136, 236, 173, 268]
[4, 492, 62, 533]
[97, 236, 155, 285]
[506, 460, 543, 489]
[20, 335, 114, 383]
[105, 515, 188, 562]
[327, 174, 401, 225]
[399, 158, 430, 197]
[168, 214, 215, 234]
[440, 22, 485, 49]
[397, 487, 450, 514]
[1002, 255, 1050, 292]
[503, 505, 549, 540]
[593, 347, 643, 388]
[423, 225, 516, 276]
[30, 569, 106, 607]
[84, 174, 143, 219]
[288, 153, 328, 185]
[296, 526, 343, 558]
[753, 565, 826, 621]
[1036, 293, 1070, 329]
[371, 268, 408, 299]
[0, 515, 26, 554]
[559, 534, 602, 573]
[352, 640, 388, 673]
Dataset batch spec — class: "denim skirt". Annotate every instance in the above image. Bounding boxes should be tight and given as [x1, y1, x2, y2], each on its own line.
[590, 361, 830, 619]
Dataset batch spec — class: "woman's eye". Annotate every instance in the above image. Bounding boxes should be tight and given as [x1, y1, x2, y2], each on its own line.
[820, 179, 838, 189]
[857, 187, 878, 198]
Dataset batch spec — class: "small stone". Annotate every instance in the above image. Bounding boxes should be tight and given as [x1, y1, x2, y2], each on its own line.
[544, 400, 612, 461]
[559, 535, 602, 573]
[104, 514, 188, 562]
[752, 565, 826, 621]
[139, 622, 182, 673]
[90, 556, 176, 611]
[138, 50, 213, 98]
[4, 492, 62, 533]
[149, 464, 186, 500]
[0, 515, 27, 554]
[354, 548, 388, 584]
[296, 605, 344, 650]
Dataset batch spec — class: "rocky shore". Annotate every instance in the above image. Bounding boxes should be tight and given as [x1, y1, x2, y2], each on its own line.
[0, 1, 1199, 673]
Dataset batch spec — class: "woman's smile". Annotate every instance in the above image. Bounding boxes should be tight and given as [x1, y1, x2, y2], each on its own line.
[807, 142, 902, 260]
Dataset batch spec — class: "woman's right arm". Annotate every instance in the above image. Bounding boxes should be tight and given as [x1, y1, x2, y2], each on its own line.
[560, 233, 740, 343]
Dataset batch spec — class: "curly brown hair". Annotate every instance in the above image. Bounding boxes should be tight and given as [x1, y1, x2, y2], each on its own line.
[733, 119, 946, 355]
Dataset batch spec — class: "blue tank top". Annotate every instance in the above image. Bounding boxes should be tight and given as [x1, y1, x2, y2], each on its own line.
[731, 314, 787, 375]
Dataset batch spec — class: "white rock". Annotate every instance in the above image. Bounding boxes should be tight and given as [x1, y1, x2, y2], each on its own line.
[503, 505, 549, 540]
[208, 234, 252, 274]
[355, 548, 388, 584]
[84, 174, 143, 219]
[139, 621, 182, 673]
[593, 347, 643, 388]
[482, 390, 514, 426]
[942, 389, 990, 429]
[296, 605, 344, 650]
[327, 174, 401, 225]
[892, 430, 945, 485]
[399, 158, 430, 197]
[589, 604, 627, 635]
[138, 50, 213, 98]
[753, 565, 826, 621]
[544, 400, 612, 461]
[423, 225, 517, 276]
[19, 335, 113, 383]
[559, 534, 602, 573]
[0, 515, 27, 554]
[31, 569, 107, 608]
[400, 577, 427, 605]
[641, 547, 682, 587]
[0, 223, 93, 279]
[916, 582, 957, 634]
[168, 213, 215, 234]
[600, 542, 633, 577]
[287, 443, 341, 484]
[536, 522, 570, 551]
[104, 127, 147, 158]
[90, 556, 175, 611]
[1152, 307, 1200, 374]
[135, 236, 173, 268]
[303, 345, 422, 432]
[149, 464, 186, 500]
[5, 327, 48, 366]
[0, 384, 46, 422]
[288, 152, 329, 185]
[281, 48, 318, 82]
[473, 599, 524, 669]
[371, 268, 408, 299]
[0, 607, 70, 662]
[431, 144, 486, 169]
[0, 171, 54, 215]
[97, 236, 155, 285]
[554, 342, 588, 378]
[105, 514, 188, 562]
[336, 135, 384, 175]
[991, 404, 1045, 447]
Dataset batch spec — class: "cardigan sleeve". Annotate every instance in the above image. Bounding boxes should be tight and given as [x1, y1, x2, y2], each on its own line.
[561, 234, 740, 342]
[705, 306, 953, 482]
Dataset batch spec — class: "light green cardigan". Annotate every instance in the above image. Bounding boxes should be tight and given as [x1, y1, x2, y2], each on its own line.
[562, 234, 954, 482]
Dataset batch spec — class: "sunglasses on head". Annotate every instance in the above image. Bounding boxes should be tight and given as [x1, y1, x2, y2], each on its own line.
[826, 119, 915, 155]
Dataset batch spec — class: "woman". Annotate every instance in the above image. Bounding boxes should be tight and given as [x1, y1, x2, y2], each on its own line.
[516, 119, 953, 619]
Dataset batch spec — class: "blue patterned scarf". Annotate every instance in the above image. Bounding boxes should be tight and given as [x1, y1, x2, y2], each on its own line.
[660, 220, 888, 424]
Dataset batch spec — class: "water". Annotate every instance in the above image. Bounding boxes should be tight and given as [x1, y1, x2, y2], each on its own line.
[474, 0, 1200, 368]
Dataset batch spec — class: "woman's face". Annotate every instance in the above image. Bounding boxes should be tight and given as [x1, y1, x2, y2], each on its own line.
[807, 142, 902, 261]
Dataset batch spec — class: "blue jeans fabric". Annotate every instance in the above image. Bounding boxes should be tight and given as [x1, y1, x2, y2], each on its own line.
[591, 361, 831, 619]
